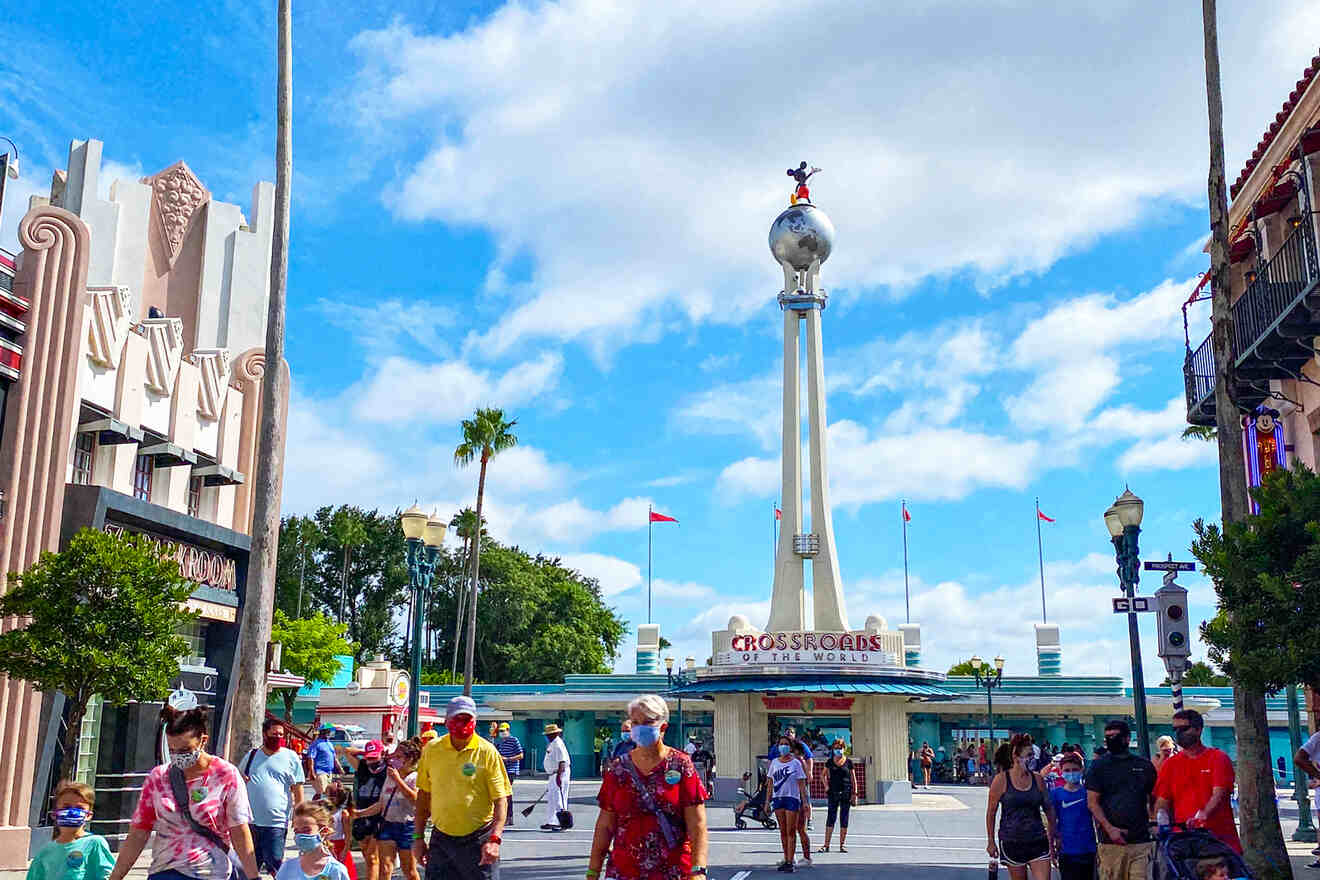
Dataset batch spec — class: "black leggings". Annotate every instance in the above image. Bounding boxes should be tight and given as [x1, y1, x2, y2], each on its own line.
[826, 793, 851, 828]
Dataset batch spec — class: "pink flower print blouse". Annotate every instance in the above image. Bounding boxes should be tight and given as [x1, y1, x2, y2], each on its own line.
[131, 757, 253, 880]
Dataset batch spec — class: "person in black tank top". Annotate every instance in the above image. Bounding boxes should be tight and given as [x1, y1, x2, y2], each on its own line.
[817, 739, 858, 853]
[985, 734, 1057, 879]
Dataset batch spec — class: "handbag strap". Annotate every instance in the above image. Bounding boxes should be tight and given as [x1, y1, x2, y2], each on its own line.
[619, 754, 678, 849]
[168, 765, 229, 852]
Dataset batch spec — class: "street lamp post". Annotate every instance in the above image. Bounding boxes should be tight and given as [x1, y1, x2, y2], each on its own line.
[0, 137, 19, 235]
[401, 504, 446, 738]
[665, 656, 685, 744]
[970, 655, 1005, 746]
[1104, 489, 1150, 759]
[1287, 684, 1318, 841]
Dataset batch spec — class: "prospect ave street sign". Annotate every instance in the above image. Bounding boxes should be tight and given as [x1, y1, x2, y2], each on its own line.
[1143, 560, 1195, 572]
[1113, 596, 1155, 613]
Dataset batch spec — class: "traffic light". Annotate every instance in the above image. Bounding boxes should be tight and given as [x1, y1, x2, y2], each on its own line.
[1154, 580, 1191, 659]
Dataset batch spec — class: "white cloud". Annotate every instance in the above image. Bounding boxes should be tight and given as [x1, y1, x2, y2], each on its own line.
[349, 352, 561, 424]
[555, 552, 642, 597]
[673, 373, 781, 451]
[315, 297, 454, 358]
[652, 578, 716, 601]
[347, 0, 1313, 356]
[1118, 435, 1218, 473]
[519, 496, 653, 544]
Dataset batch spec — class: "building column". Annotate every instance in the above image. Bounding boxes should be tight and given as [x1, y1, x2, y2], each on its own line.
[804, 308, 847, 631]
[865, 697, 911, 803]
[712, 693, 752, 801]
[768, 312, 803, 631]
[561, 712, 596, 778]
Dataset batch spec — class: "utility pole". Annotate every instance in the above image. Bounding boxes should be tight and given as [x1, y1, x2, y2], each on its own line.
[228, 0, 293, 757]
[1201, 2, 1289, 874]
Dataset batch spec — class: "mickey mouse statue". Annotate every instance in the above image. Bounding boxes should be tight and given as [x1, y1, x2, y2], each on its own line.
[787, 161, 821, 205]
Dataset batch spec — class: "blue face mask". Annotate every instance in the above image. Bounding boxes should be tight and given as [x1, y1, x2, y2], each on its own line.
[295, 833, 324, 853]
[630, 724, 662, 747]
[778, 744, 791, 756]
[833, 749, 844, 758]
[1062, 771, 1083, 785]
[54, 807, 89, 828]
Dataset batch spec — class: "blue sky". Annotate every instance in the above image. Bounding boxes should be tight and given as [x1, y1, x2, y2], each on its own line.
[5, 0, 1319, 683]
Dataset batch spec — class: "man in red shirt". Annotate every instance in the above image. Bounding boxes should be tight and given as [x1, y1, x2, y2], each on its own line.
[1153, 709, 1242, 854]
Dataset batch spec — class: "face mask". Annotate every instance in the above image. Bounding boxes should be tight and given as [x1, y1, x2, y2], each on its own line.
[54, 807, 89, 828]
[170, 748, 201, 770]
[1104, 735, 1128, 754]
[1175, 727, 1200, 748]
[1062, 771, 1083, 785]
[778, 744, 791, 756]
[447, 717, 476, 740]
[630, 724, 662, 747]
[295, 832, 324, 853]
[387, 755, 404, 769]
[264, 735, 282, 749]
[833, 749, 844, 758]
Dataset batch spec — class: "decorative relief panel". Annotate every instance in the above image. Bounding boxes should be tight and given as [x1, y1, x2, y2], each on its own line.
[141, 316, 184, 395]
[142, 161, 210, 266]
[190, 348, 232, 421]
[86, 286, 134, 367]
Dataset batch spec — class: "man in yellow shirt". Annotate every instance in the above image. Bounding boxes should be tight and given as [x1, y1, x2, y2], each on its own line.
[413, 696, 511, 880]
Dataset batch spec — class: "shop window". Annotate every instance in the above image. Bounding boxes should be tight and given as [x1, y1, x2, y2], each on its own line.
[132, 454, 153, 501]
[72, 433, 95, 485]
[187, 476, 202, 518]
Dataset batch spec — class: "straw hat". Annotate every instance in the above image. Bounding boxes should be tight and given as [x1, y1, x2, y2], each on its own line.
[543, 722, 563, 735]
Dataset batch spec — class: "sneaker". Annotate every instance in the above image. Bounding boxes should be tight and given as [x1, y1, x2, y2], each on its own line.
[1307, 859, 1320, 870]
[1312, 845, 1320, 855]
[540, 823, 559, 831]
[785, 864, 796, 873]
[776, 862, 791, 872]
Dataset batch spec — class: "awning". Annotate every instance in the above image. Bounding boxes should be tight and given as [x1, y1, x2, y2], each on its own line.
[79, 417, 143, 446]
[194, 464, 245, 487]
[267, 672, 306, 691]
[139, 441, 197, 467]
[668, 677, 959, 700]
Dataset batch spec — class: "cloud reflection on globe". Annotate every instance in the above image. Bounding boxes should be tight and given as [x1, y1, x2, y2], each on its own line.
[768, 203, 835, 270]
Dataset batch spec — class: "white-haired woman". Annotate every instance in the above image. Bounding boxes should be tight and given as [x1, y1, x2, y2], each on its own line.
[588, 695, 709, 880]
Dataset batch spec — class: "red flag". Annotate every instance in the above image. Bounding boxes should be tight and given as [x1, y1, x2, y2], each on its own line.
[650, 511, 678, 524]
[902, 504, 911, 523]
[1037, 510, 1054, 523]
[774, 507, 782, 520]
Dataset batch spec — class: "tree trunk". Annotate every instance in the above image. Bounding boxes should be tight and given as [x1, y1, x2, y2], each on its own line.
[282, 689, 296, 722]
[1202, 0, 1250, 524]
[227, 0, 292, 760]
[1236, 685, 1292, 879]
[450, 538, 469, 678]
[1202, 4, 1289, 874]
[463, 456, 488, 695]
[56, 697, 87, 784]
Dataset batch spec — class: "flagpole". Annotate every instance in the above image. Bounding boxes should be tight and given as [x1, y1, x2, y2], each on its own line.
[648, 503, 653, 625]
[1036, 497, 1047, 622]
[902, 500, 910, 623]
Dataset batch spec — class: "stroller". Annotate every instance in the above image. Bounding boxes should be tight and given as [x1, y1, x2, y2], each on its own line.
[1155, 826, 1254, 880]
[733, 771, 778, 830]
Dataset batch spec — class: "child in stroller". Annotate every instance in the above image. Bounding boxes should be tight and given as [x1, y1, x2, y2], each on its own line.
[1156, 826, 1252, 880]
[733, 770, 778, 829]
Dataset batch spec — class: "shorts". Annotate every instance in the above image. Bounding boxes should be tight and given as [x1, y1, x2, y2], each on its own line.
[315, 772, 333, 790]
[772, 796, 801, 813]
[378, 820, 415, 848]
[999, 837, 1050, 867]
[251, 825, 287, 872]
[426, 824, 499, 880]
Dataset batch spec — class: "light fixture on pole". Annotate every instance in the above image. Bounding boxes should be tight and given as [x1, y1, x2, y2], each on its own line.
[969, 654, 1005, 745]
[0, 136, 19, 239]
[1104, 488, 1150, 758]
[401, 503, 446, 738]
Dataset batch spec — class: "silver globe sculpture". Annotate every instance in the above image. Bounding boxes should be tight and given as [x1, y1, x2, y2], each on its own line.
[769, 203, 835, 270]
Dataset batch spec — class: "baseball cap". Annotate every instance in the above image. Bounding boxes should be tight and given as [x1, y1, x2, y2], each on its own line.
[446, 695, 478, 721]
[363, 740, 384, 759]
[319, 721, 334, 731]
[498, 722, 511, 732]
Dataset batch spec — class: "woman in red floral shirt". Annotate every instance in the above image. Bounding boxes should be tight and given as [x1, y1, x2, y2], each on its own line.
[588, 695, 709, 880]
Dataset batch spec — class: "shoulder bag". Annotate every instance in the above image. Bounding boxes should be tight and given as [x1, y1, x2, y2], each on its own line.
[167, 765, 242, 880]
[352, 780, 397, 840]
[618, 754, 679, 849]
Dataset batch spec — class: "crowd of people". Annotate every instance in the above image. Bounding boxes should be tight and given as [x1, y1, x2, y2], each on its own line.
[979, 711, 1248, 880]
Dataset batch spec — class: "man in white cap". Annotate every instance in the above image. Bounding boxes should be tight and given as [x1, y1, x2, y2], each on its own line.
[541, 722, 571, 831]
[413, 695, 510, 880]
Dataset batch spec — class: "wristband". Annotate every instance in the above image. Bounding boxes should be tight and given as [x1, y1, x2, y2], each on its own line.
[586, 870, 600, 878]
[488, 835, 502, 845]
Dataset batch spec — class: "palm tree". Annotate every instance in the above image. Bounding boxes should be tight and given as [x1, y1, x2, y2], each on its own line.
[1201, 2, 1286, 872]
[447, 507, 483, 678]
[228, 0, 293, 758]
[453, 408, 517, 695]
[1181, 425, 1217, 442]
[330, 509, 367, 622]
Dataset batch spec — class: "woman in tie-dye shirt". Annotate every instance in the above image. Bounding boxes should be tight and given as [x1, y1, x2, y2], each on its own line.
[107, 706, 260, 880]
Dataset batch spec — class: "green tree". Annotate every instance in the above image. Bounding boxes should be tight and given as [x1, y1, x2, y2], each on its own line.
[1160, 660, 1230, 687]
[270, 610, 355, 720]
[0, 529, 196, 782]
[447, 508, 484, 678]
[1193, 464, 1320, 878]
[330, 509, 369, 622]
[454, 407, 518, 695]
[947, 659, 978, 676]
[423, 539, 627, 684]
[275, 516, 323, 619]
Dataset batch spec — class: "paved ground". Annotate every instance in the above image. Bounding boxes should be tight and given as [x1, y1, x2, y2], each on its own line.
[7, 781, 1319, 880]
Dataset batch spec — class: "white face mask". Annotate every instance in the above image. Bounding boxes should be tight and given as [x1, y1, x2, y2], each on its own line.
[170, 748, 201, 770]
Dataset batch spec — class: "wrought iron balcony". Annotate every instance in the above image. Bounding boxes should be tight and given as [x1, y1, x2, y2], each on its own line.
[1184, 219, 1320, 426]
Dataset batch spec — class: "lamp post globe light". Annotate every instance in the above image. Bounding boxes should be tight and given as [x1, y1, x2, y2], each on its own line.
[401, 503, 446, 738]
[969, 654, 1005, 746]
[0, 136, 19, 236]
[1104, 488, 1150, 758]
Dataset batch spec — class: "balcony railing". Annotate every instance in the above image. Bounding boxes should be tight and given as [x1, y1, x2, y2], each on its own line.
[1184, 219, 1320, 425]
